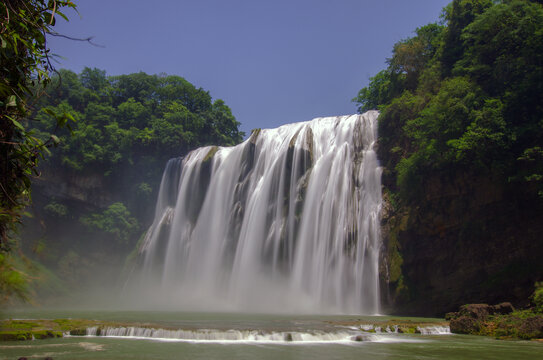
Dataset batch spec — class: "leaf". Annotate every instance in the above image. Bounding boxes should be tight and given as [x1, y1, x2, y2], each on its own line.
[7, 95, 17, 107]
[42, 107, 56, 116]
[56, 10, 70, 22]
[50, 134, 61, 145]
[11, 119, 25, 132]
[65, 112, 75, 122]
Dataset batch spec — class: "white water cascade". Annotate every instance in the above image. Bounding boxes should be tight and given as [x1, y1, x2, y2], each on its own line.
[135, 111, 382, 314]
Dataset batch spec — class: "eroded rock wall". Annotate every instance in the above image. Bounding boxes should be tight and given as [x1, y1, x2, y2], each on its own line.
[380, 167, 543, 316]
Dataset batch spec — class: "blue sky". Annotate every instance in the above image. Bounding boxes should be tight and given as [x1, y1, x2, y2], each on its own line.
[49, 0, 451, 135]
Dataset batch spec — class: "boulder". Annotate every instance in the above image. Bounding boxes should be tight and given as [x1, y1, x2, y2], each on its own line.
[449, 316, 480, 334]
[492, 302, 514, 315]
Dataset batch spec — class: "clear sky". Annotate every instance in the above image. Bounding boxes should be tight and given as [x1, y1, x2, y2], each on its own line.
[49, 0, 451, 135]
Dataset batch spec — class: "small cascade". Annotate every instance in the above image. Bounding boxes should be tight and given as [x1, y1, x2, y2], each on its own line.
[79, 326, 355, 343]
[134, 111, 382, 314]
[75, 324, 442, 344]
[417, 326, 451, 335]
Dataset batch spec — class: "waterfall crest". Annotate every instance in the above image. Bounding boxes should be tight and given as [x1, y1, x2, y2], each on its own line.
[136, 111, 382, 314]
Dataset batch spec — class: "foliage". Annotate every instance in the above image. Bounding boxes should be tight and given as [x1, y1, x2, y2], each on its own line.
[390, 23, 444, 90]
[0, 0, 76, 251]
[80, 202, 139, 246]
[32, 69, 244, 176]
[353, 70, 397, 113]
[354, 0, 543, 201]
[44, 202, 68, 218]
[439, 0, 493, 75]
[532, 281, 543, 313]
[0, 253, 27, 304]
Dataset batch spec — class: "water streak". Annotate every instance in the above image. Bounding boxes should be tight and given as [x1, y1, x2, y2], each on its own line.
[135, 112, 382, 314]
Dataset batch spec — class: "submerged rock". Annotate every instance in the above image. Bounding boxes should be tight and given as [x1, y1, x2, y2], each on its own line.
[353, 334, 365, 341]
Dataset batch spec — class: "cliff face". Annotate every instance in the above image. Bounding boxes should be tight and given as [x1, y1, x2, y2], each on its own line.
[34, 167, 115, 210]
[379, 160, 543, 316]
[20, 162, 161, 294]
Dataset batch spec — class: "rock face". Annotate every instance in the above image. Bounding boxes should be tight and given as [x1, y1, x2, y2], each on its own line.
[379, 165, 543, 316]
[34, 167, 114, 209]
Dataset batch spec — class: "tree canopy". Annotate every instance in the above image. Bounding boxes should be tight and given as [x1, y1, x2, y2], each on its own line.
[32, 69, 244, 178]
[354, 0, 543, 202]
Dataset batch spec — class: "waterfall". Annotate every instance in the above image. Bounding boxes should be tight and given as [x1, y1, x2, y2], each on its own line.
[136, 111, 382, 314]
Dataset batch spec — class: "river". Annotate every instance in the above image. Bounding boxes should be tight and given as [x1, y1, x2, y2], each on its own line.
[1, 310, 541, 359]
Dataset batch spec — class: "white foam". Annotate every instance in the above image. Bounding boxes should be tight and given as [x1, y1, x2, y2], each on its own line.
[417, 326, 451, 335]
[72, 325, 439, 345]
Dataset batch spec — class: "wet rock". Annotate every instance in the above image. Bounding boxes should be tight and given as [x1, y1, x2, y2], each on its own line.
[353, 334, 365, 341]
[69, 328, 86, 336]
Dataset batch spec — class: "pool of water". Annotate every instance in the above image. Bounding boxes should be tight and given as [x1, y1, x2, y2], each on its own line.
[1, 310, 541, 359]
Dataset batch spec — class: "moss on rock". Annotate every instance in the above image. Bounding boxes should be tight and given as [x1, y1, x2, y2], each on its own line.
[448, 302, 543, 340]
[203, 146, 219, 163]
[0, 331, 32, 341]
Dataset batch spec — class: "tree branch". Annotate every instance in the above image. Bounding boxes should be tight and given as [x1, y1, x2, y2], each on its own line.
[48, 31, 105, 47]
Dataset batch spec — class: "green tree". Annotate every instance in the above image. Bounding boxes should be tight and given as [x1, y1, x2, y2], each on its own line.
[0, 0, 75, 249]
[0, 0, 76, 303]
[354, 24, 444, 112]
[389, 24, 444, 90]
[352, 70, 396, 113]
[80, 202, 139, 246]
[356, 0, 543, 202]
[80, 67, 108, 93]
[440, 0, 492, 75]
